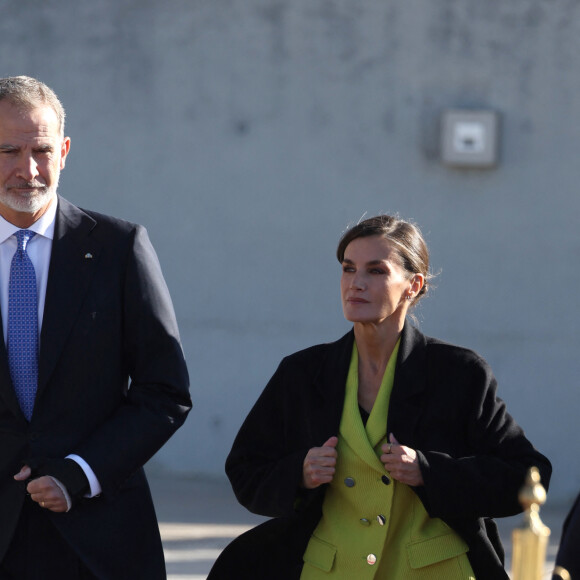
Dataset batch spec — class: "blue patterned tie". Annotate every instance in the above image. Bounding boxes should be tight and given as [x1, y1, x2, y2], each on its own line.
[7, 230, 38, 421]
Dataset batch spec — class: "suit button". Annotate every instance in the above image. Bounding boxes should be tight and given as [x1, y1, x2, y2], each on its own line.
[377, 514, 386, 526]
[344, 477, 355, 488]
[367, 554, 377, 565]
[381, 475, 391, 485]
[359, 518, 370, 527]
[29, 432, 39, 442]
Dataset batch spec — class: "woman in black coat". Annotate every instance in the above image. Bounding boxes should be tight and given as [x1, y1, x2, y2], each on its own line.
[209, 215, 551, 580]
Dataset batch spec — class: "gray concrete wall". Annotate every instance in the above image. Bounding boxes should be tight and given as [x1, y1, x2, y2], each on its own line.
[1, 0, 578, 502]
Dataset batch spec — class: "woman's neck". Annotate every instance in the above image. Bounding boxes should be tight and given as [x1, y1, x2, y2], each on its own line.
[354, 319, 403, 371]
[354, 320, 403, 412]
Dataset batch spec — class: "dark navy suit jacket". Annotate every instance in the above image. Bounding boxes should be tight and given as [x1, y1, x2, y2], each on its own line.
[553, 492, 580, 579]
[0, 196, 191, 579]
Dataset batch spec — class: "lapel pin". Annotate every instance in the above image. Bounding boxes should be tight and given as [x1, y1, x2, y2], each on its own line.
[84, 252, 93, 259]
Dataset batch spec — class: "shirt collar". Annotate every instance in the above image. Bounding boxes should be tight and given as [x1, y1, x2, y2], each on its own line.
[0, 197, 58, 244]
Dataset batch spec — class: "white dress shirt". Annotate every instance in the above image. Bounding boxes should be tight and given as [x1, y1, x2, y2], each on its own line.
[0, 201, 55, 340]
[0, 199, 101, 498]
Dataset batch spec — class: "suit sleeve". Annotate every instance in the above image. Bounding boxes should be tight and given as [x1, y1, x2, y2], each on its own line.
[415, 355, 551, 520]
[71, 225, 191, 495]
[554, 493, 580, 578]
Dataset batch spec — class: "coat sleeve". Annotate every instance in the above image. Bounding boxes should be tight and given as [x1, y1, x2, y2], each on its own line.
[415, 353, 551, 520]
[70, 225, 191, 495]
[226, 356, 326, 519]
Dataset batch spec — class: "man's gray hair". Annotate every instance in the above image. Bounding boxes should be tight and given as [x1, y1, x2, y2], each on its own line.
[0, 76, 66, 137]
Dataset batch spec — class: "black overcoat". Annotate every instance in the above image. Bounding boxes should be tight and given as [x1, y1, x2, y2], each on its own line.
[209, 323, 551, 580]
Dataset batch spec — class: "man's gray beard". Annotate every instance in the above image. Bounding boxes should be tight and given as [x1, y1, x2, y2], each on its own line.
[0, 181, 58, 214]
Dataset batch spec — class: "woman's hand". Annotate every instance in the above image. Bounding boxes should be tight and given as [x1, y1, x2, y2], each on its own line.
[380, 433, 424, 487]
[302, 436, 338, 489]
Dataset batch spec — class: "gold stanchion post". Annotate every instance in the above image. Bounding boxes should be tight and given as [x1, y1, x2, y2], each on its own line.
[552, 565, 571, 580]
[511, 467, 550, 580]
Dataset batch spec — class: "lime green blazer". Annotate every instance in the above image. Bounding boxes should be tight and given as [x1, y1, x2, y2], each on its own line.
[301, 343, 475, 579]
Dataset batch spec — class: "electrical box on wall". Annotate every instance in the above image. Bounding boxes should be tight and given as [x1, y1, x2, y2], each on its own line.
[440, 110, 499, 168]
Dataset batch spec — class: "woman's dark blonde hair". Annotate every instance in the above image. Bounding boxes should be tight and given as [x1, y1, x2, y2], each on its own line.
[336, 214, 432, 305]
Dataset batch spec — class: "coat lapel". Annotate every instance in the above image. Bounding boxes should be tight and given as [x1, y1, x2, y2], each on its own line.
[387, 323, 429, 448]
[309, 324, 429, 453]
[311, 330, 355, 437]
[37, 197, 101, 396]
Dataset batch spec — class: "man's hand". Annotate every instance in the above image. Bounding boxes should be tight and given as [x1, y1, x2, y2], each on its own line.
[302, 436, 338, 489]
[14, 465, 69, 513]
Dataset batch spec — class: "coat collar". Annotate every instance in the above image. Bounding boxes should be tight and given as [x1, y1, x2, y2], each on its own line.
[312, 329, 354, 426]
[311, 322, 429, 448]
[387, 322, 429, 447]
[302, 330, 353, 437]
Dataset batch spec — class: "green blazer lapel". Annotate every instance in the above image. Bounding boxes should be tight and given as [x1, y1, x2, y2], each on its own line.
[339, 346, 386, 473]
[387, 322, 429, 448]
[341, 409, 386, 474]
[37, 197, 101, 395]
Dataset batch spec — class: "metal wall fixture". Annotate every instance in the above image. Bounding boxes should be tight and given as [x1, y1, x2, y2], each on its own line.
[440, 109, 500, 168]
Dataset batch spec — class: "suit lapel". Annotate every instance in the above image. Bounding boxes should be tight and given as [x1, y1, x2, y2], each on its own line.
[0, 308, 23, 419]
[37, 197, 101, 395]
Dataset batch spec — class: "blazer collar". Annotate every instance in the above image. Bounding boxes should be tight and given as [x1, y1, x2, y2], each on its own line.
[37, 196, 101, 394]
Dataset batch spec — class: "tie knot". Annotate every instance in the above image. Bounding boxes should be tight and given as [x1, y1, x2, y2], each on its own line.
[15, 230, 36, 253]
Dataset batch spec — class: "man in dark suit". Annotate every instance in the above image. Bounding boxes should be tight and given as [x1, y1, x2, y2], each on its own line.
[0, 76, 191, 578]
[552, 493, 580, 579]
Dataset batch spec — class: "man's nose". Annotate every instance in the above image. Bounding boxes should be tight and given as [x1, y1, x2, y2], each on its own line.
[16, 155, 40, 181]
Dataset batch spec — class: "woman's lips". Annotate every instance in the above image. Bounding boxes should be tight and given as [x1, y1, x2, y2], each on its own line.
[347, 297, 369, 304]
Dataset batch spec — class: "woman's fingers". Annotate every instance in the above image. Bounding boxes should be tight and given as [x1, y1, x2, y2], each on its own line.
[381, 433, 424, 487]
[302, 436, 338, 489]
